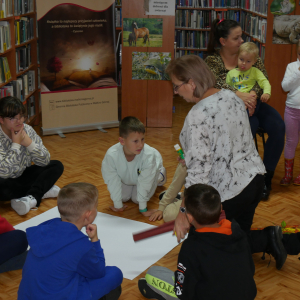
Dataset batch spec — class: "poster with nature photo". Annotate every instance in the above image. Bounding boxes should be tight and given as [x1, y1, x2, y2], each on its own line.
[270, 0, 295, 15]
[132, 52, 171, 80]
[38, 4, 116, 92]
[273, 15, 300, 44]
[123, 18, 163, 47]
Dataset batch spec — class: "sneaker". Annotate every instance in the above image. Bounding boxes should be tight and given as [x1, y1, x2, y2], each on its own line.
[138, 278, 165, 300]
[158, 191, 181, 201]
[11, 195, 37, 215]
[42, 185, 60, 199]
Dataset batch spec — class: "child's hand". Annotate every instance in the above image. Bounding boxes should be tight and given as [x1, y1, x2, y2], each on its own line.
[86, 224, 98, 242]
[141, 208, 158, 217]
[177, 156, 186, 166]
[11, 125, 32, 147]
[109, 205, 128, 212]
[261, 93, 270, 102]
[148, 210, 163, 221]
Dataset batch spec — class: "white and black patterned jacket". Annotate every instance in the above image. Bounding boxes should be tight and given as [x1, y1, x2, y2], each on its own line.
[0, 124, 50, 179]
[180, 89, 265, 202]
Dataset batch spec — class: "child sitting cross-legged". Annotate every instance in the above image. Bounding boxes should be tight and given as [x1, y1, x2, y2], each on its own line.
[101, 116, 167, 216]
[174, 184, 257, 300]
[18, 182, 123, 300]
[0, 96, 64, 215]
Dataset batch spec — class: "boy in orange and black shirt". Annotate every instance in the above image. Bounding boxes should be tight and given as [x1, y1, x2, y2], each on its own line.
[175, 184, 257, 300]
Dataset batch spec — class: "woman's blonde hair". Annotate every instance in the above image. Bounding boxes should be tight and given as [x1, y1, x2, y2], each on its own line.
[166, 55, 216, 99]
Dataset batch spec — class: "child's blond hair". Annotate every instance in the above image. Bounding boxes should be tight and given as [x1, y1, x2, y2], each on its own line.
[238, 42, 259, 60]
[58, 182, 98, 222]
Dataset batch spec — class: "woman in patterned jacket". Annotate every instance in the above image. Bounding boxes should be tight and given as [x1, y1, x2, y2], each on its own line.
[167, 55, 289, 270]
[205, 18, 285, 201]
[0, 96, 64, 215]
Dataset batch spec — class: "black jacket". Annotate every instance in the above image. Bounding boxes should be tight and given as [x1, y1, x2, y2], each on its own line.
[174, 220, 257, 300]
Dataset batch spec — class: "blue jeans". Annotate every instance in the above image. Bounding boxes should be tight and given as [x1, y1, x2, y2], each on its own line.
[249, 100, 285, 171]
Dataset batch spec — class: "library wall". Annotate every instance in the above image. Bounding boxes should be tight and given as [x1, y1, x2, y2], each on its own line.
[121, 0, 174, 127]
[264, 2, 297, 118]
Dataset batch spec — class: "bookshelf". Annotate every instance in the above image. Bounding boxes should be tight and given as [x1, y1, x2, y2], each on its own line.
[174, 1, 268, 62]
[0, 0, 40, 125]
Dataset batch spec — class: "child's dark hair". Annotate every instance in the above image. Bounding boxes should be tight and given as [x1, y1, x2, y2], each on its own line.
[184, 184, 221, 225]
[119, 116, 145, 138]
[207, 19, 240, 53]
[0, 96, 26, 118]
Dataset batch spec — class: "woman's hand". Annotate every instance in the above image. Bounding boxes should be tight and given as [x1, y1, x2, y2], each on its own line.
[236, 91, 257, 110]
[174, 209, 190, 243]
[177, 156, 186, 167]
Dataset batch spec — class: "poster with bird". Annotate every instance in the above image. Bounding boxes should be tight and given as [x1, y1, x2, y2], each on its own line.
[132, 52, 171, 80]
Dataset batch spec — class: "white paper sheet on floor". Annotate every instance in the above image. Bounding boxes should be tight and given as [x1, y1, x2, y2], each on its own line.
[14, 207, 180, 280]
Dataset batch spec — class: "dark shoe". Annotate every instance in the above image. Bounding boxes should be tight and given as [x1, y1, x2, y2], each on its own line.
[138, 278, 165, 300]
[159, 191, 181, 201]
[263, 226, 287, 270]
[261, 184, 271, 201]
[99, 285, 122, 300]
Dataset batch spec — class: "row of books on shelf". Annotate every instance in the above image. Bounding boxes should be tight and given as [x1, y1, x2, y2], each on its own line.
[240, 0, 268, 16]
[0, 70, 35, 100]
[115, 7, 122, 27]
[115, 0, 122, 5]
[0, 21, 11, 52]
[0, 56, 11, 83]
[241, 11, 267, 43]
[176, 0, 267, 16]
[175, 9, 240, 29]
[175, 31, 265, 60]
[175, 30, 209, 49]
[16, 44, 31, 72]
[15, 17, 34, 45]
[175, 49, 208, 59]
[176, 0, 241, 8]
[0, 0, 13, 18]
[14, 0, 34, 16]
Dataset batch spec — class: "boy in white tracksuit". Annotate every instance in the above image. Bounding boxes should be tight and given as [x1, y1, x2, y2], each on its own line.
[101, 116, 166, 216]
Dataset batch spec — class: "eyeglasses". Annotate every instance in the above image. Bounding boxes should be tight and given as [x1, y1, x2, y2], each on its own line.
[173, 81, 187, 93]
[6, 115, 27, 124]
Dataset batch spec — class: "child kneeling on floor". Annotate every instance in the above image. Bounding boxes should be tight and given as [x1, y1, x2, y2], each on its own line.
[102, 116, 167, 216]
[18, 183, 123, 300]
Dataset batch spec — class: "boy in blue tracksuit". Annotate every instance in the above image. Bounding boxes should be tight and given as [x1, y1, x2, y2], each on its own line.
[18, 182, 123, 300]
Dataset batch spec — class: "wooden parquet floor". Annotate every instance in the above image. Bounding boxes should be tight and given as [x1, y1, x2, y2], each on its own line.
[1, 96, 300, 299]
